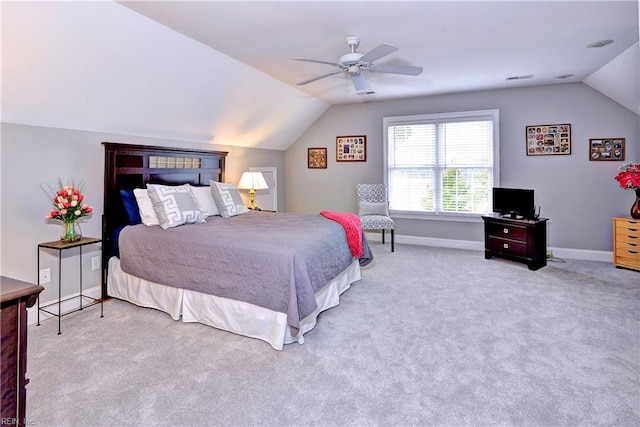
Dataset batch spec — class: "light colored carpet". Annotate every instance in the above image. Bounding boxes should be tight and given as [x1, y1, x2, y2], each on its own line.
[26, 244, 639, 426]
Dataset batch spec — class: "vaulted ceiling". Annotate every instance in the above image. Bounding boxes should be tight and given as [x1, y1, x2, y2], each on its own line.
[119, 0, 639, 107]
[2, 1, 638, 151]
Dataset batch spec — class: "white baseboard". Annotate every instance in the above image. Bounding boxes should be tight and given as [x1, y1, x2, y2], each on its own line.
[547, 247, 613, 263]
[364, 232, 614, 263]
[27, 285, 102, 326]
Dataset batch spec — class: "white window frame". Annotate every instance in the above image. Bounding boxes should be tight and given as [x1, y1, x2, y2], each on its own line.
[383, 109, 500, 222]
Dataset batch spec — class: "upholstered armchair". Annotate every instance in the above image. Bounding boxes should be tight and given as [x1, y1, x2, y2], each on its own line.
[356, 183, 395, 252]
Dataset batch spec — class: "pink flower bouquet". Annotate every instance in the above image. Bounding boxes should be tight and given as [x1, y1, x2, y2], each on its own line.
[614, 163, 640, 190]
[43, 179, 93, 223]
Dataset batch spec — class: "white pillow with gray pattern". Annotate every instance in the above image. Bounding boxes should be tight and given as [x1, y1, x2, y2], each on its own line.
[147, 184, 205, 229]
[186, 184, 220, 217]
[210, 180, 249, 218]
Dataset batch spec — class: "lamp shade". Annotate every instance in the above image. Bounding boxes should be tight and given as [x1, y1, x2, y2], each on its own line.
[237, 171, 268, 191]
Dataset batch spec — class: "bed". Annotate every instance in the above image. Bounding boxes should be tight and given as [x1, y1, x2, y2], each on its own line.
[101, 142, 368, 349]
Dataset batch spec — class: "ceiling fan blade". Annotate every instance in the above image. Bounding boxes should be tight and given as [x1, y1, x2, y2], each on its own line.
[293, 57, 341, 67]
[359, 43, 399, 63]
[369, 64, 423, 76]
[296, 70, 343, 86]
[350, 72, 374, 95]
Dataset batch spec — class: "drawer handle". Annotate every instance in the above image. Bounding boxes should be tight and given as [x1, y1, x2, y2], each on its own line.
[629, 251, 638, 255]
[503, 228, 509, 234]
[503, 243, 509, 249]
[628, 236, 638, 239]
[629, 229, 638, 232]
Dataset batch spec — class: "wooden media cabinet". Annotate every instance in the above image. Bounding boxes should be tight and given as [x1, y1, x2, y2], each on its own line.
[482, 214, 548, 270]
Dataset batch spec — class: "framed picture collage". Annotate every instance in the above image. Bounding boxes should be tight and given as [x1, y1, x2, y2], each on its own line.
[526, 124, 571, 156]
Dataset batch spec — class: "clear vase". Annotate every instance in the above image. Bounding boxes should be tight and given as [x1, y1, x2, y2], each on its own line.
[60, 221, 82, 243]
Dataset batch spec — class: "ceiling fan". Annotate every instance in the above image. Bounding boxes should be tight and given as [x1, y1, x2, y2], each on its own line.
[294, 36, 423, 95]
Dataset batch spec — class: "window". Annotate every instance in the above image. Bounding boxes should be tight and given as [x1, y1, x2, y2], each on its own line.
[383, 109, 499, 219]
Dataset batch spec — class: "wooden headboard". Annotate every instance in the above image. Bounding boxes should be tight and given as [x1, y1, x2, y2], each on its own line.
[102, 142, 228, 298]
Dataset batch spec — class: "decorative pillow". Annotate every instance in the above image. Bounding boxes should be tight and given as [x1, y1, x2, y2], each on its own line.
[146, 184, 205, 229]
[133, 188, 160, 226]
[186, 184, 220, 217]
[210, 180, 249, 218]
[358, 201, 390, 217]
[120, 190, 142, 225]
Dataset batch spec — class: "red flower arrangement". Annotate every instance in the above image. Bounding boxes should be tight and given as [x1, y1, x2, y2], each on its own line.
[43, 179, 94, 223]
[614, 163, 640, 190]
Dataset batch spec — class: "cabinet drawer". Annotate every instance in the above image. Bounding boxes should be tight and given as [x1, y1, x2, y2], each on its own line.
[487, 223, 527, 241]
[616, 239, 640, 252]
[615, 243, 640, 260]
[614, 255, 640, 271]
[615, 227, 640, 238]
[488, 237, 527, 257]
[615, 233, 640, 245]
[616, 219, 640, 227]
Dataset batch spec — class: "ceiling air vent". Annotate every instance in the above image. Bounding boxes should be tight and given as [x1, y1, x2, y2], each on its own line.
[506, 75, 533, 81]
[587, 39, 614, 48]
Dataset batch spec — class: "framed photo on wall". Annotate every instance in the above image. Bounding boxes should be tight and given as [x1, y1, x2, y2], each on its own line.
[307, 147, 327, 168]
[336, 135, 367, 162]
[526, 124, 571, 156]
[589, 138, 625, 161]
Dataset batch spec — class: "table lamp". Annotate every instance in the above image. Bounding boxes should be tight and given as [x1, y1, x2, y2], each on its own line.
[237, 171, 269, 210]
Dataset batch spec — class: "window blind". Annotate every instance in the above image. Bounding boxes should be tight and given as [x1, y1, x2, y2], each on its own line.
[384, 110, 498, 217]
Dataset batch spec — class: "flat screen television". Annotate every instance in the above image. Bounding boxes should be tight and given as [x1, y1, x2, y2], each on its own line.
[492, 187, 535, 219]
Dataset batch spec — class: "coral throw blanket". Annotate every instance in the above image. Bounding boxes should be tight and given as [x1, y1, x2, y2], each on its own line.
[320, 210, 363, 258]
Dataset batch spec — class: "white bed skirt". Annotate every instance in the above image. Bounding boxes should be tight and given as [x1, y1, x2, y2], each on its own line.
[107, 257, 361, 350]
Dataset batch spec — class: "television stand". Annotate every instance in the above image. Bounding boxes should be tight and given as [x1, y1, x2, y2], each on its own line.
[482, 214, 548, 270]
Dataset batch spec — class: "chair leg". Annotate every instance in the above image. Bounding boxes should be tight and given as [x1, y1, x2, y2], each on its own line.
[391, 229, 395, 252]
[381, 229, 385, 244]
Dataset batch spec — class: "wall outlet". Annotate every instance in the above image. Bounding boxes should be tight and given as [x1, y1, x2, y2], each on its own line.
[39, 268, 51, 284]
[546, 250, 554, 259]
[91, 256, 101, 271]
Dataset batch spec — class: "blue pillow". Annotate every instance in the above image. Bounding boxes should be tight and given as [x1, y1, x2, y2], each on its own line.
[120, 190, 142, 225]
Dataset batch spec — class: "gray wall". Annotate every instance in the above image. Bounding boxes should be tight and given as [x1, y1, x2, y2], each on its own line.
[0, 123, 285, 302]
[2, 81, 637, 298]
[285, 83, 639, 252]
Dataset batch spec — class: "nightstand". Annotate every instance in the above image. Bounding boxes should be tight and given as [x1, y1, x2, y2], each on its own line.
[482, 214, 548, 270]
[37, 237, 104, 334]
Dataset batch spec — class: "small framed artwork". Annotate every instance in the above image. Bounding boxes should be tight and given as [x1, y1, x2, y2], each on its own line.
[336, 135, 367, 162]
[526, 124, 571, 156]
[307, 147, 327, 169]
[589, 138, 625, 161]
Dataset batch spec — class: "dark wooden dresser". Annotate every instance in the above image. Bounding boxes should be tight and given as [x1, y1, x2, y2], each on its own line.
[1, 276, 43, 424]
[482, 214, 548, 270]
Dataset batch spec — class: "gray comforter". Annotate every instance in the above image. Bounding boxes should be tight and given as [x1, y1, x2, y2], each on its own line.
[118, 211, 358, 334]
